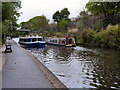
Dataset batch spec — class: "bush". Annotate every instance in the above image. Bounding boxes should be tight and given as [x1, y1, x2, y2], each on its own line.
[74, 24, 120, 49]
[94, 30, 109, 47]
[56, 32, 62, 37]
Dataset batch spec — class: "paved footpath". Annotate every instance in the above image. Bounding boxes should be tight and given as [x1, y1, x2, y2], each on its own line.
[2, 40, 53, 88]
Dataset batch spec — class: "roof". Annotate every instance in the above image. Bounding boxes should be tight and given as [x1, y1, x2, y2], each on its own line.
[18, 29, 31, 32]
[20, 36, 43, 39]
[51, 36, 58, 38]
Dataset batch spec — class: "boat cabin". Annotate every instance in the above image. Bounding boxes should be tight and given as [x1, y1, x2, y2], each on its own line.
[19, 37, 43, 42]
[19, 36, 45, 47]
[45, 37, 76, 47]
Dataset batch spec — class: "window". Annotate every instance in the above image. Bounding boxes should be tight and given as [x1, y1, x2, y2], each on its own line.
[38, 38, 42, 41]
[28, 38, 31, 42]
[32, 38, 37, 42]
[24, 39, 28, 42]
[20, 38, 31, 42]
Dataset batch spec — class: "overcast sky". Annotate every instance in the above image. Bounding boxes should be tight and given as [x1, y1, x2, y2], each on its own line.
[17, 0, 89, 24]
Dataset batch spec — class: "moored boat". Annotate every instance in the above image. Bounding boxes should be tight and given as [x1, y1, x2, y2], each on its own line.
[45, 37, 76, 47]
[19, 36, 45, 47]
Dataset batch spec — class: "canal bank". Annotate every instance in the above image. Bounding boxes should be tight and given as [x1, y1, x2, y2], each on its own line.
[2, 40, 67, 88]
[0, 44, 6, 72]
[0, 44, 6, 89]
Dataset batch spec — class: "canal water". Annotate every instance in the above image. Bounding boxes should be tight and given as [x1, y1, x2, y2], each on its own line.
[13, 38, 120, 88]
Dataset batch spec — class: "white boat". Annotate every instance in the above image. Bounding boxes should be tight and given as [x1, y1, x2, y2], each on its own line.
[19, 35, 45, 47]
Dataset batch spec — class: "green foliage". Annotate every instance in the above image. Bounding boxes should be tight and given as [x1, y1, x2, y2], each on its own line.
[93, 25, 119, 48]
[60, 8, 70, 20]
[56, 32, 62, 37]
[77, 11, 89, 29]
[52, 8, 70, 23]
[108, 25, 119, 36]
[86, 2, 101, 15]
[94, 30, 109, 47]
[75, 25, 120, 49]
[2, 22, 8, 35]
[20, 15, 49, 32]
[93, 21, 103, 31]
[86, 2, 120, 15]
[86, 2, 120, 26]
[53, 11, 61, 23]
[2, 2, 21, 22]
[20, 22, 29, 29]
[19, 32, 26, 37]
[59, 19, 70, 30]
[2, 2, 21, 43]
[80, 11, 88, 20]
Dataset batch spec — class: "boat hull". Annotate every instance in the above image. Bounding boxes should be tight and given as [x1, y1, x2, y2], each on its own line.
[46, 43, 76, 47]
[45, 37, 76, 47]
[19, 42, 45, 48]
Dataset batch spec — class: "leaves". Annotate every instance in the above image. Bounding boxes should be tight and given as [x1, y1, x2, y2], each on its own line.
[59, 19, 70, 30]
[2, 2, 21, 22]
[60, 8, 70, 20]
[20, 15, 49, 32]
[52, 8, 70, 23]
[53, 11, 61, 23]
[86, 2, 120, 27]
[2, 2, 21, 42]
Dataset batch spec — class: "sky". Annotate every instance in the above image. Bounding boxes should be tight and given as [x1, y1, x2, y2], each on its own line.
[17, 0, 89, 24]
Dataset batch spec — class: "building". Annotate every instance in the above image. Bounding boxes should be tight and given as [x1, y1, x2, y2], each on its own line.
[17, 29, 31, 36]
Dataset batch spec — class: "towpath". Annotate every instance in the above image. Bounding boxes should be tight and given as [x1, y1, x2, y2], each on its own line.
[2, 40, 53, 88]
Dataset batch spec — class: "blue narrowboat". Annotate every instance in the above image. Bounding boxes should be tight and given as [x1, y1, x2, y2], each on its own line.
[18, 36, 45, 47]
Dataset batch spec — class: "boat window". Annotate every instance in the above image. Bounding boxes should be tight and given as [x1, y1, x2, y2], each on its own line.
[28, 38, 31, 42]
[32, 38, 37, 42]
[19, 38, 22, 41]
[19, 38, 31, 42]
[50, 39, 57, 43]
[20, 38, 24, 42]
[38, 38, 42, 41]
[24, 39, 28, 42]
[54, 40, 57, 43]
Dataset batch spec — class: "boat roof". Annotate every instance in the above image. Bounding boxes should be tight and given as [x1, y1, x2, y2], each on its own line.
[18, 29, 31, 32]
[20, 36, 43, 39]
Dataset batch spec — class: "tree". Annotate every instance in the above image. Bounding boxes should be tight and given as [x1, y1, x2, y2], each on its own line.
[2, 2, 21, 22]
[60, 8, 70, 20]
[53, 11, 61, 23]
[80, 11, 89, 28]
[20, 22, 30, 29]
[59, 19, 70, 30]
[86, 2, 120, 27]
[26, 15, 49, 31]
[2, 2, 21, 40]
[52, 8, 70, 23]
[80, 11, 88, 18]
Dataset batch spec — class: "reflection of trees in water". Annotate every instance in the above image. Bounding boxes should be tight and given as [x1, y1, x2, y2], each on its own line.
[38, 46, 74, 63]
[76, 50, 94, 71]
[85, 50, 120, 88]
[93, 58, 120, 88]
[58, 47, 73, 58]
[27, 46, 120, 88]
[75, 49, 120, 88]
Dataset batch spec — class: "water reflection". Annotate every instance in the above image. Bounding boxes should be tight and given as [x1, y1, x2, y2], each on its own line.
[25, 45, 120, 88]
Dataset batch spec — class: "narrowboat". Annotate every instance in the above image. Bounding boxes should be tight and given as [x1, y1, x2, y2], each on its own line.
[45, 37, 76, 47]
[19, 36, 45, 47]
